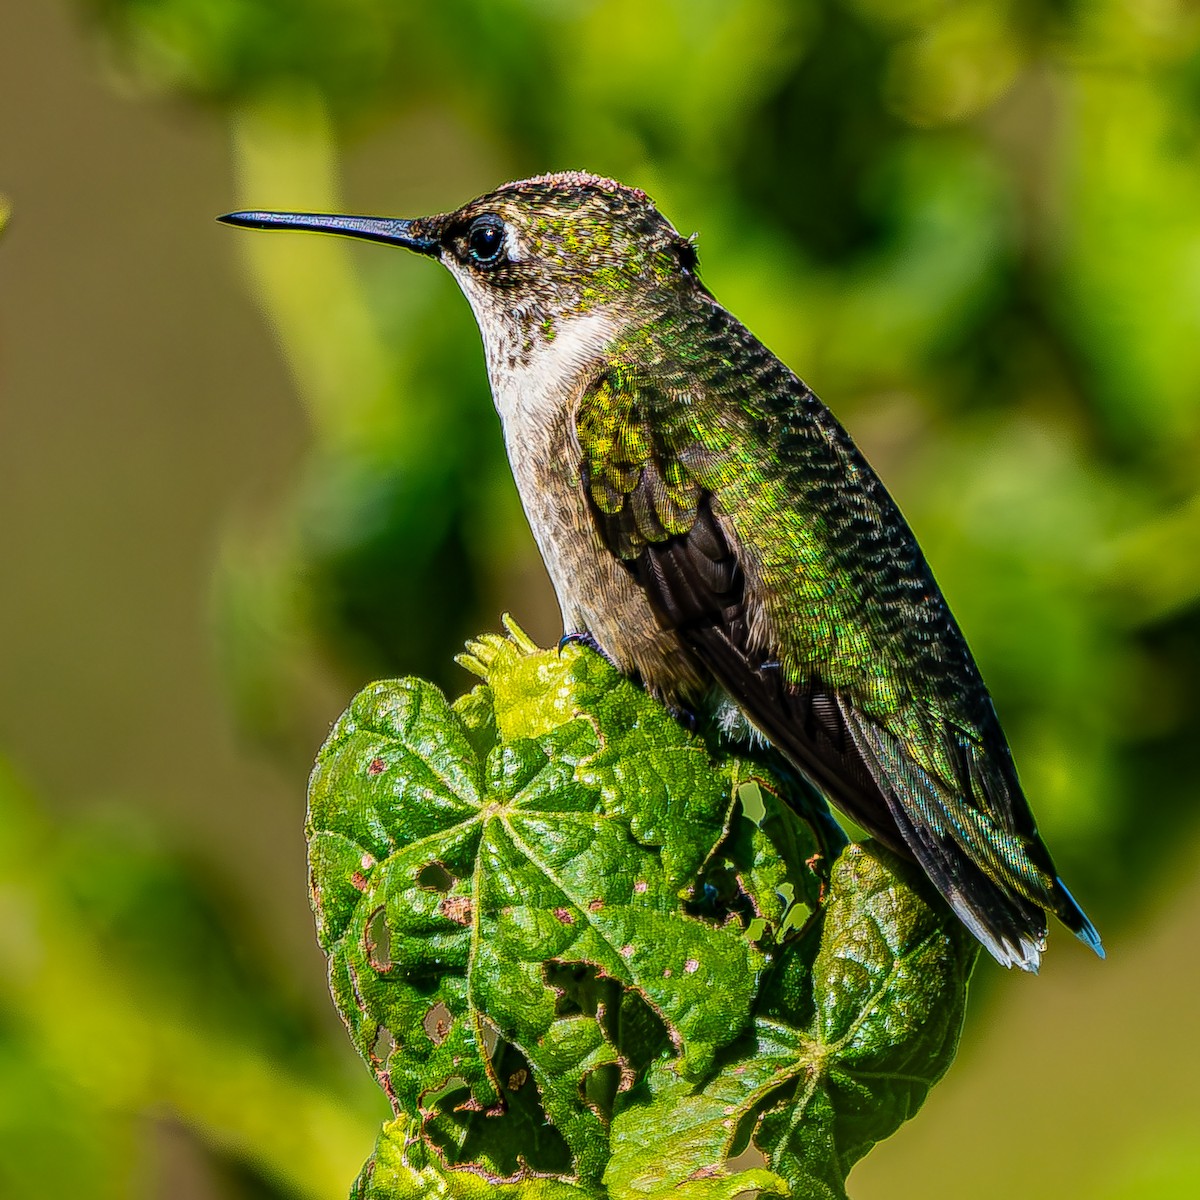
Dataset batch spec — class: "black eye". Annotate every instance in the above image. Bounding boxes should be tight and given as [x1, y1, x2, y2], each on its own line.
[466, 216, 506, 267]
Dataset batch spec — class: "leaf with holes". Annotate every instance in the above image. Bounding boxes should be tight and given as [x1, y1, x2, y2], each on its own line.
[353, 1116, 592, 1199]
[307, 629, 812, 1188]
[756, 844, 978, 1195]
[605, 843, 977, 1200]
[310, 626, 975, 1197]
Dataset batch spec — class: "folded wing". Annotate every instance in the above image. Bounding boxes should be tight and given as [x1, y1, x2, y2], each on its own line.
[578, 368, 1102, 970]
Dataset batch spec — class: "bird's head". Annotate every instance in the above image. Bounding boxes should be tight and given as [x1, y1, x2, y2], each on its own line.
[220, 172, 704, 362]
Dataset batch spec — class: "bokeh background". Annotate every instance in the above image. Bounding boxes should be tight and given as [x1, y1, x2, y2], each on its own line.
[2, 1, 1199, 1196]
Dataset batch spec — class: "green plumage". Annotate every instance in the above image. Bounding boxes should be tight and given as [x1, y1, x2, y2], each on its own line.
[586, 315, 959, 740]
[578, 297, 1101, 969]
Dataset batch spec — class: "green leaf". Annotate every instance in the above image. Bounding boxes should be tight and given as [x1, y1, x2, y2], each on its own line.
[758, 844, 977, 1194]
[353, 1117, 592, 1199]
[308, 628, 806, 1189]
[309, 627, 976, 1197]
[606, 844, 977, 1199]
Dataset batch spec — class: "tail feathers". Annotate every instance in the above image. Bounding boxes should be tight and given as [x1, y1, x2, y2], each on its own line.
[940, 880, 1045, 972]
[838, 700, 1101, 972]
[885, 794, 1050, 973]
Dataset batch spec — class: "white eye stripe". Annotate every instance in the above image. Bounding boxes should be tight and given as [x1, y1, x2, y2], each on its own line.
[503, 225, 525, 262]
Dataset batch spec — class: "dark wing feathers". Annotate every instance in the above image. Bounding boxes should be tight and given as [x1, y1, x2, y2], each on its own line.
[578, 369, 1101, 970]
[632, 500, 1050, 968]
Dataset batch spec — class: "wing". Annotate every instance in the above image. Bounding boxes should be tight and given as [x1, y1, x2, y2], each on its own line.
[577, 364, 1101, 970]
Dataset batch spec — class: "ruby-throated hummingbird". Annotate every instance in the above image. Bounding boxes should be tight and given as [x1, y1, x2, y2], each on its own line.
[220, 172, 1103, 971]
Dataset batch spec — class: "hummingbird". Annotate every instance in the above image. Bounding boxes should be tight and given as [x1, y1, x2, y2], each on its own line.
[220, 172, 1103, 972]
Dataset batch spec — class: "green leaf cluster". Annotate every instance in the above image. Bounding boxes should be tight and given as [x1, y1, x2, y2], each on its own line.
[308, 627, 976, 1197]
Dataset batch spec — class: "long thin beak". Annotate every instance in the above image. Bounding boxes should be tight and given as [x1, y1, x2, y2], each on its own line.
[217, 210, 439, 255]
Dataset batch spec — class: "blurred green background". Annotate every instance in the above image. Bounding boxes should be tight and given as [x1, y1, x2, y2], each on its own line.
[2, 1, 1199, 1196]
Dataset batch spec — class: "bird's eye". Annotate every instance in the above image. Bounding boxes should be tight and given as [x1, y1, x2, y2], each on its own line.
[466, 216, 506, 267]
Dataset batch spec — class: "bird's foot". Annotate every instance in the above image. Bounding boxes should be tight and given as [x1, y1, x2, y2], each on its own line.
[558, 630, 620, 669]
[667, 704, 700, 734]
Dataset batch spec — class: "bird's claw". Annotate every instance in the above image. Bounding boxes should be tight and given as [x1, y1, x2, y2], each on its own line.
[667, 704, 699, 733]
[558, 630, 620, 669]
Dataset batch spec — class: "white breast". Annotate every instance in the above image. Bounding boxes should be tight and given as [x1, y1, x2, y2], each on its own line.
[453, 276, 620, 621]
[443, 268, 704, 695]
[488, 309, 619, 431]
